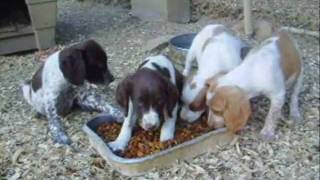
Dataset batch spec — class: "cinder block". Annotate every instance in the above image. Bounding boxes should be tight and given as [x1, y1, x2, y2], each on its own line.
[34, 28, 55, 49]
[26, 0, 57, 50]
[26, 0, 57, 29]
[131, 0, 190, 23]
[0, 0, 56, 54]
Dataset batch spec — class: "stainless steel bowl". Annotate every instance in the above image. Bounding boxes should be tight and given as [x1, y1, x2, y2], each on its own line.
[168, 33, 196, 66]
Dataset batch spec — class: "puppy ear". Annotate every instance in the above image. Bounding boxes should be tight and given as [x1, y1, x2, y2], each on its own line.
[205, 77, 217, 87]
[189, 86, 208, 112]
[59, 48, 86, 85]
[116, 76, 132, 116]
[210, 90, 226, 112]
[223, 87, 251, 133]
[165, 81, 179, 117]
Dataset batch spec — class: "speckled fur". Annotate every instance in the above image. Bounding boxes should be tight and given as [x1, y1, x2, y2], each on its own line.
[22, 51, 122, 144]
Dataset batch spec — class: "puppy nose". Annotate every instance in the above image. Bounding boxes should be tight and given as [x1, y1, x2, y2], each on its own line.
[110, 75, 115, 82]
[144, 123, 157, 130]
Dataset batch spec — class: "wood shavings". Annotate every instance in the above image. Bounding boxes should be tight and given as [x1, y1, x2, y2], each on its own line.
[11, 148, 24, 164]
[229, 135, 239, 146]
[235, 142, 243, 156]
[0, 0, 319, 179]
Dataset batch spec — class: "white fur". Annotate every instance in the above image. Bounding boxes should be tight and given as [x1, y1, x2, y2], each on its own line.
[142, 55, 176, 84]
[141, 107, 160, 130]
[160, 104, 178, 142]
[23, 51, 72, 116]
[183, 24, 224, 76]
[108, 98, 135, 151]
[208, 35, 303, 140]
[180, 24, 247, 122]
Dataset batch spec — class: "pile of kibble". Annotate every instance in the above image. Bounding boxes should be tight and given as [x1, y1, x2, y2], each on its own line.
[97, 115, 215, 158]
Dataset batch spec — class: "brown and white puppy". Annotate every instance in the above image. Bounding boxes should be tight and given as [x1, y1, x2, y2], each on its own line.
[21, 39, 119, 144]
[206, 30, 303, 139]
[180, 24, 250, 122]
[108, 55, 183, 152]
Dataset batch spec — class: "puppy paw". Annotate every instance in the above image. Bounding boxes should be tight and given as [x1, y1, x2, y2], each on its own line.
[259, 128, 275, 141]
[52, 131, 71, 145]
[108, 140, 126, 152]
[160, 130, 174, 142]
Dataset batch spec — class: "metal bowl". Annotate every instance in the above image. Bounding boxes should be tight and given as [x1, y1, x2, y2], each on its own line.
[168, 33, 196, 66]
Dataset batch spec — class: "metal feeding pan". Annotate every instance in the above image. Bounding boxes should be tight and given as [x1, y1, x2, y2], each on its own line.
[83, 114, 234, 177]
[168, 33, 196, 67]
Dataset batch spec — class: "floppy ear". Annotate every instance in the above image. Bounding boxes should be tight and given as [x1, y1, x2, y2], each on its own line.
[189, 86, 208, 112]
[206, 88, 227, 128]
[223, 87, 251, 133]
[165, 81, 179, 117]
[115, 76, 132, 116]
[210, 90, 226, 112]
[59, 49, 86, 85]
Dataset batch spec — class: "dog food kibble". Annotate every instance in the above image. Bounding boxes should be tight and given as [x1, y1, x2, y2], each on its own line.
[97, 116, 215, 158]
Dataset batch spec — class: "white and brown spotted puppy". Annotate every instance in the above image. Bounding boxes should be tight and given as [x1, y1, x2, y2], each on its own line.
[108, 55, 183, 152]
[206, 30, 303, 139]
[21, 39, 121, 144]
[180, 24, 250, 123]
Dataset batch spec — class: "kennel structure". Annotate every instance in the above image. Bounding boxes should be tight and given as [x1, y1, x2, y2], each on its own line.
[0, 0, 57, 55]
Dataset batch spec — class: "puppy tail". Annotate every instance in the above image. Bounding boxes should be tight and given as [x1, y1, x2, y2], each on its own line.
[184, 25, 221, 76]
[21, 80, 32, 105]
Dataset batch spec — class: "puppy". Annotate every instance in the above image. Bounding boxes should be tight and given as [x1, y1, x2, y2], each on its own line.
[180, 24, 250, 123]
[206, 30, 303, 139]
[21, 39, 121, 144]
[108, 55, 183, 152]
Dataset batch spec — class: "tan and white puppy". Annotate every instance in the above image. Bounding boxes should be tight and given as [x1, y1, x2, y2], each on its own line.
[206, 30, 303, 139]
[180, 24, 250, 122]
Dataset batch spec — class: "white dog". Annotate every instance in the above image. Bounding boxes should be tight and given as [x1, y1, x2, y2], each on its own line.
[180, 24, 250, 122]
[206, 30, 303, 139]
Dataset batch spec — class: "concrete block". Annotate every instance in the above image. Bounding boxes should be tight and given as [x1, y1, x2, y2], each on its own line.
[34, 28, 55, 49]
[0, 27, 37, 54]
[26, 0, 57, 49]
[131, 0, 190, 23]
[26, 0, 57, 29]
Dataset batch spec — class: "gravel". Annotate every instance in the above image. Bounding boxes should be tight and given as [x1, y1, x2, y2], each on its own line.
[0, 0, 319, 179]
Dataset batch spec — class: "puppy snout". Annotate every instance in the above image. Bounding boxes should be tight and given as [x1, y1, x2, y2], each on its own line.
[141, 109, 160, 130]
[179, 106, 202, 123]
[143, 123, 158, 131]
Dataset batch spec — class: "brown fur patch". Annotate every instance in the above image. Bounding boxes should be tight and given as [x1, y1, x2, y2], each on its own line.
[277, 31, 301, 80]
[31, 64, 44, 92]
[201, 25, 234, 52]
[212, 25, 233, 37]
[208, 86, 251, 133]
[206, 71, 228, 93]
[189, 86, 208, 111]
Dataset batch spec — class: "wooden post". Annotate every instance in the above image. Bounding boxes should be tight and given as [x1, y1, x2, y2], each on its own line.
[243, 0, 253, 36]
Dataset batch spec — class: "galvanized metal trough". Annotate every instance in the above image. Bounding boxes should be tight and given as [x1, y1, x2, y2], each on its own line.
[83, 114, 235, 177]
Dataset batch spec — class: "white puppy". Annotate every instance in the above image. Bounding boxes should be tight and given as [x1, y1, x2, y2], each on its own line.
[180, 24, 250, 122]
[206, 30, 303, 139]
